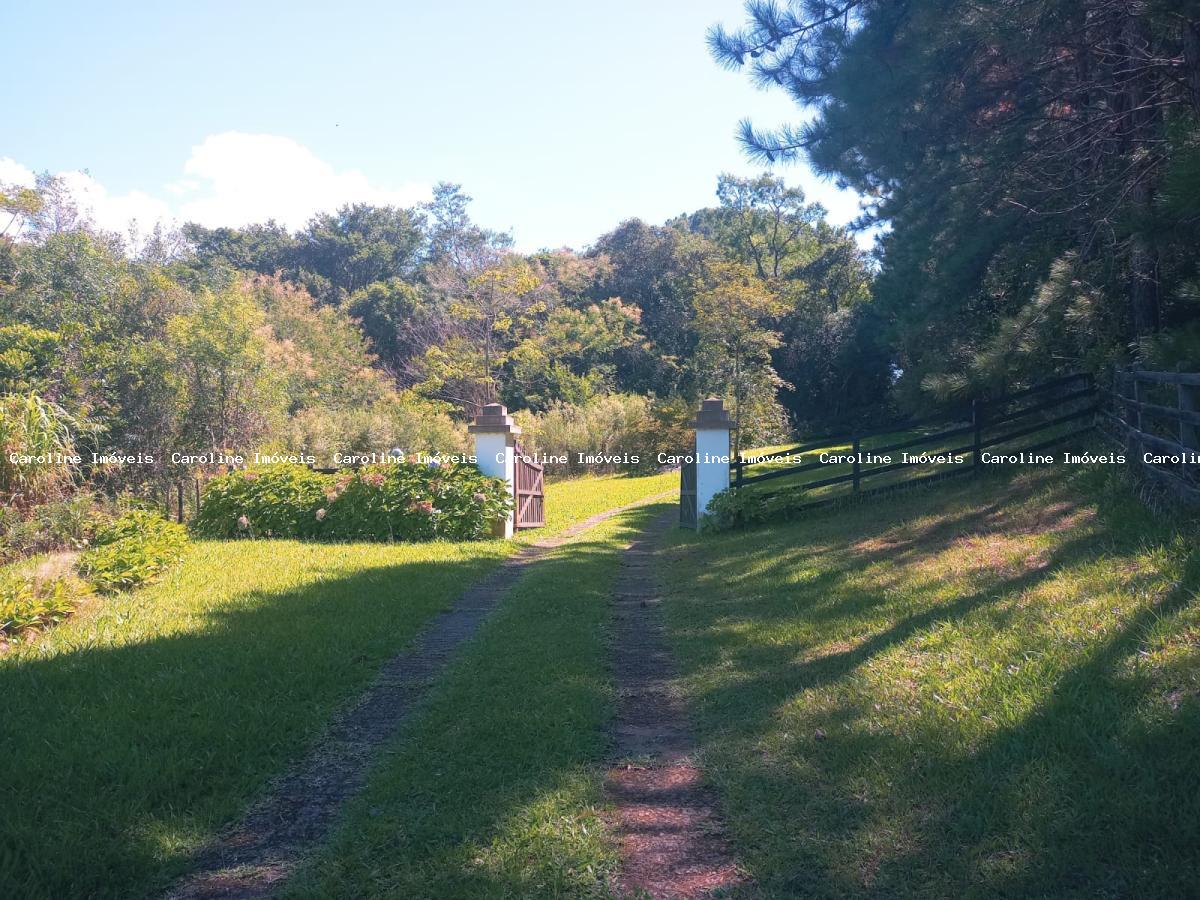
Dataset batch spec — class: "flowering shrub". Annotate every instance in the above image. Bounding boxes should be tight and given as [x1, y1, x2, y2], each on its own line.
[193, 462, 511, 542]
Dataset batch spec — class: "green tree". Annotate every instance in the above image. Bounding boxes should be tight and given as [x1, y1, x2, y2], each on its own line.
[181, 221, 295, 277]
[711, 0, 1200, 398]
[702, 172, 824, 279]
[166, 285, 285, 452]
[508, 298, 646, 409]
[341, 277, 433, 376]
[418, 257, 549, 411]
[293, 203, 426, 304]
[588, 220, 712, 396]
[692, 260, 787, 452]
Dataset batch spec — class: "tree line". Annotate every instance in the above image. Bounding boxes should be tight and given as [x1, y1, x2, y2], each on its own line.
[0, 171, 882, 487]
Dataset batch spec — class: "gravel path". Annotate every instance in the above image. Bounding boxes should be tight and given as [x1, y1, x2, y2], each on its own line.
[605, 512, 746, 898]
[163, 493, 674, 900]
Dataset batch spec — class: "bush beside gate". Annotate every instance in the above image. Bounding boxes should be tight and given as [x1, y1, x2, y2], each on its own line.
[193, 463, 511, 541]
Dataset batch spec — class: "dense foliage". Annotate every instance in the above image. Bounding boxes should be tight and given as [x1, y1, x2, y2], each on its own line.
[0, 570, 72, 635]
[78, 509, 188, 593]
[514, 393, 696, 476]
[712, 0, 1200, 401]
[193, 462, 511, 541]
[0, 393, 81, 509]
[1, 172, 881, 484]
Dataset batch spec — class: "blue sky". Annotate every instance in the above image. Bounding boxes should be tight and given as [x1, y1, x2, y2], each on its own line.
[3, 0, 865, 250]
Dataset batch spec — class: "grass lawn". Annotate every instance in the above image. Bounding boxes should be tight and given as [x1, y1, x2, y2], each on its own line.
[284, 503, 672, 899]
[0, 471, 674, 900]
[737, 407, 1094, 506]
[535, 470, 676, 536]
[659, 466, 1200, 898]
[736, 430, 930, 503]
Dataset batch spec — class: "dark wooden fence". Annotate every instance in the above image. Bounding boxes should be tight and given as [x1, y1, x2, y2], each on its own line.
[679, 458, 697, 529]
[731, 373, 1099, 511]
[513, 443, 545, 529]
[1105, 368, 1200, 503]
[148, 476, 207, 524]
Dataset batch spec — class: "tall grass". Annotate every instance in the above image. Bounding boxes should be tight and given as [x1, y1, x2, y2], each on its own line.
[0, 393, 81, 509]
[515, 393, 692, 476]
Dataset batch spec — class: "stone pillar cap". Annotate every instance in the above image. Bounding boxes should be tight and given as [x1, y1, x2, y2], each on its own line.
[691, 397, 735, 429]
[468, 402, 522, 434]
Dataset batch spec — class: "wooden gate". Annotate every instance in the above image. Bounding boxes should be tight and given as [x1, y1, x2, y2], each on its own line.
[679, 457, 697, 529]
[513, 443, 545, 529]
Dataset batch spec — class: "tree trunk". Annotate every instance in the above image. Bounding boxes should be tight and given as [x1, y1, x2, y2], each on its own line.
[1123, 10, 1161, 339]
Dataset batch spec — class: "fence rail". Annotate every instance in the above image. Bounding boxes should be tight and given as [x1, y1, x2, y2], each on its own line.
[1105, 367, 1200, 503]
[732, 373, 1099, 511]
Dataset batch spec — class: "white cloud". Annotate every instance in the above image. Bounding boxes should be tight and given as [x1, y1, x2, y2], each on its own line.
[3, 156, 173, 235]
[0, 157, 36, 188]
[174, 132, 431, 229]
[56, 170, 175, 236]
[1, 134, 432, 240]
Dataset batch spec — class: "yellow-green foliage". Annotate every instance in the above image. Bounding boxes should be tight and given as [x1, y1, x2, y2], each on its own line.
[78, 509, 188, 594]
[0, 324, 60, 393]
[0, 570, 72, 635]
[515, 394, 693, 476]
[0, 393, 80, 508]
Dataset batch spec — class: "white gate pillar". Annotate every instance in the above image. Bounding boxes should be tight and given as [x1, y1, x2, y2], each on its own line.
[693, 398, 734, 522]
[469, 403, 520, 538]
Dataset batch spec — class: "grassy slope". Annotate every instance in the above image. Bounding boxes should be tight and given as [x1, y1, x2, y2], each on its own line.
[285, 504, 671, 899]
[0, 472, 675, 900]
[535, 471, 676, 536]
[659, 467, 1200, 898]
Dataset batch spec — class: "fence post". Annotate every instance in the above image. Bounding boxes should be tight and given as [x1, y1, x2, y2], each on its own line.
[852, 433, 861, 492]
[971, 398, 984, 475]
[469, 403, 520, 539]
[1129, 368, 1143, 462]
[177, 482, 184, 524]
[734, 454, 744, 489]
[1179, 363, 1198, 451]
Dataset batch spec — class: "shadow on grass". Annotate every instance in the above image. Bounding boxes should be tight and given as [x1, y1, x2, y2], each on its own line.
[661, 470, 1200, 898]
[284, 503, 671, 899]
[0, 549, 505, 900]
[1, 503, 669, 900]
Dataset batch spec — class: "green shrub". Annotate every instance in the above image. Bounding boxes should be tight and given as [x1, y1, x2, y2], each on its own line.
[281, 395, 467, 466]
[79, 510, 188, 593]
[0, 571, 73, 635]
[701, 486, 820, 532]
[515, 393, 692, 476]
[192, 464, 328, 538]
[193, 462, 511, 542]
[0, 493, 97, 562]
[0, 393, 83, 509]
